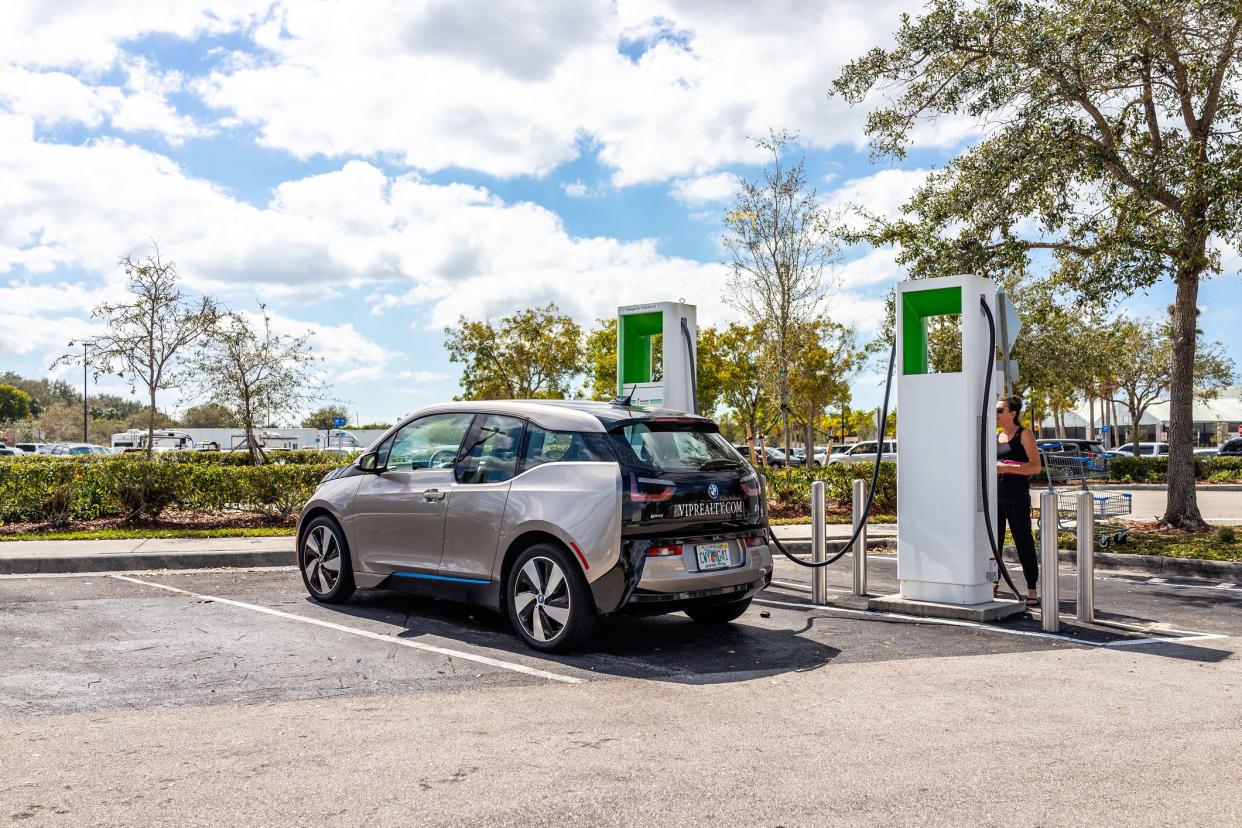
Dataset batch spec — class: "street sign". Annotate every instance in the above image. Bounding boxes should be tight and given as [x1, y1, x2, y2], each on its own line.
[332, 417, 347, 428]
[1101, 425, 1111, 433]
[996, 291, 1023, 355]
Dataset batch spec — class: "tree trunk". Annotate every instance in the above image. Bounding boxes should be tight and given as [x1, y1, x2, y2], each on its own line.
[1087, 394, 1095, 441]
[1161, 271, 1205, 529]
[147, 387, 156, 461]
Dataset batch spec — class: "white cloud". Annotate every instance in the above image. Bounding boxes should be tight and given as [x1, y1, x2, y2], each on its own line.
[670, 172, 738, 206]
[837, 248, 903, 290]
[824, 168, 932, 231]
[186, 0, 942, 185]
[561, 180, 589, 198]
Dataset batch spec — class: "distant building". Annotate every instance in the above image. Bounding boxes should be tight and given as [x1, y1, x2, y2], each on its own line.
[1036, 386, 1242, 447]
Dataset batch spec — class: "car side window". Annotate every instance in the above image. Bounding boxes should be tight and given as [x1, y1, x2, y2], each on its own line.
[1158, 445, 1169, 455]
[456, 415, 526, 484]
[522, 425, 610, 469]
[853, 442, 876, 455]
[379, 413, 473, 471]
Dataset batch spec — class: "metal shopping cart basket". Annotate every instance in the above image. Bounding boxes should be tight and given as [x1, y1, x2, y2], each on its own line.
[1042, 452, 1133, 548]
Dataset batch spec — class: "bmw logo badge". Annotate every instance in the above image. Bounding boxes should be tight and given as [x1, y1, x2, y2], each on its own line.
[707, 483, 720, 500]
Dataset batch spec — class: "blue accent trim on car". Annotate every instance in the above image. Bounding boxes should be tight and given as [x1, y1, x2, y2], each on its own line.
[391, 571, 491, 586]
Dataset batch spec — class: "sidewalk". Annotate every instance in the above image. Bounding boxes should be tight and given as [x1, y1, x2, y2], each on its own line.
[0, 536, 292, 575]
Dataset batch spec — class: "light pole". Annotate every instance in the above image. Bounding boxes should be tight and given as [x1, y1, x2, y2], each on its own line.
[68, 341, 88, 442]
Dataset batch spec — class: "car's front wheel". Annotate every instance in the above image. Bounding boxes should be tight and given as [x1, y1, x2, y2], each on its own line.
[506, 543, 595, 653]
[685, 597, 752, 624]
[299, 515, 355, 604]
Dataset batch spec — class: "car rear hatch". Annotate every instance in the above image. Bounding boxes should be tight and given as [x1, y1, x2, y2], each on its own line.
[606, 417, 766, 538]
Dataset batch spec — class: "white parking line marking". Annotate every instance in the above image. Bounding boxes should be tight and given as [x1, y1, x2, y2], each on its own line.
[1215, 582, 1237, 590]
[1146, 578, 1168, 584]
[110, 574, 584, 685]
[752, 597, 1228, 648]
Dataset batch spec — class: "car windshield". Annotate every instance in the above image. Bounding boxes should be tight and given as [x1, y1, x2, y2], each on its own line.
[608, 420, 740, 472]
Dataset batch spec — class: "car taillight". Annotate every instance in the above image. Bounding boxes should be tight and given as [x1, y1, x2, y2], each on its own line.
[628, 472, 675, 502]
[646, 544, 683, 557]
[745, 535, 766, 548]
[740, 476, 761, 497]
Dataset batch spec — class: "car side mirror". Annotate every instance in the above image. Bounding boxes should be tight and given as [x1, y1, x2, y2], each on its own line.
[358, 451, 381, 472]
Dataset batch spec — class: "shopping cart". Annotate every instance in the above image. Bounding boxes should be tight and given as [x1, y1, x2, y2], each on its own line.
[1041, 452, 1133, 548]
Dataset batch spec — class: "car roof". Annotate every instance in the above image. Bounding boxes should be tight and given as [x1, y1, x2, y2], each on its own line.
[398, 400, 715, 434]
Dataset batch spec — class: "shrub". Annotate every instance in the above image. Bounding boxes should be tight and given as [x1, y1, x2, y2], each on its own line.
[762, 462, 897, 516]
[1215, 526, 1236, 544]
[107, 458, 181, 523]
[1208, 470, 1236, 484]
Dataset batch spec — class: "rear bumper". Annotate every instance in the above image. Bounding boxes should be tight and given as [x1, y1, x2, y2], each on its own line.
[588, 529, 773, 615]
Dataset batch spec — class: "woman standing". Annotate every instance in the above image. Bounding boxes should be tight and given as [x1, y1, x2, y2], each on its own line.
[996, 395, 1041, 606]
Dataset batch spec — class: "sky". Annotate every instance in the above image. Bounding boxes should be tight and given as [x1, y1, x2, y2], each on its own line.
[1, 0, 1238, 425]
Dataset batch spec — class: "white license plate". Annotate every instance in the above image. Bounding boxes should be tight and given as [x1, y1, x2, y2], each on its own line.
[696, 542, 731, 571]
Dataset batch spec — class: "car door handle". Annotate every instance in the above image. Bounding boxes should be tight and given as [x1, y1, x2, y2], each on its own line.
[422, 489, 446, 502]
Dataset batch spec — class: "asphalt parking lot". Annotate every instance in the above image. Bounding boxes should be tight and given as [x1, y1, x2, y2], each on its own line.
[2, 555, 1239, 825]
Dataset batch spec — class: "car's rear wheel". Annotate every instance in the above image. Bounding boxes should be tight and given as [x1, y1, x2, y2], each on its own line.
[685, 597, 752, 624]
[300, 515, 355, 603]
[506, 544, 595, 653]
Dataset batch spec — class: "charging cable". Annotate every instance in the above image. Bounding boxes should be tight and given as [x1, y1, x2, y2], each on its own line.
[767, 336, 896, 568]
[979, 297, 1026, 601]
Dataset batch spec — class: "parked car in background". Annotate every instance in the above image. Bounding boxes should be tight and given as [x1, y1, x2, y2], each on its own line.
[1036, 438, 1105, 456]
[14, 443, 51, 454]
[1105, 442, 1169, 458]
[0, 447, 27, 456]
[733, 445, 789, 468]
[1218, 438, 1242, 456]
[1194, 446, 1223, 456]
[50, 443, 110, 456]
[812, 444, 855, 466]
[829, 440, 897, 465]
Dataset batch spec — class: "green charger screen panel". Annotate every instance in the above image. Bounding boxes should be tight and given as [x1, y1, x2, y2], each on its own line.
[618, 310, 663, 392]
[901, 286, 961, 375]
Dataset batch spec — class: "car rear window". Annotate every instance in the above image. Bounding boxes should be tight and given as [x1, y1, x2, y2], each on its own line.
[522, 425, 611, 468]
[608, 420, 740, 472]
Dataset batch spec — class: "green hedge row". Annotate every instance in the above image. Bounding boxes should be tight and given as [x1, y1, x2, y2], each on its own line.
[144, 448, 353, 465]
[1104, 455, 1242, 483]
[762, 463, 898, 514]
[0, 457, 338, 525]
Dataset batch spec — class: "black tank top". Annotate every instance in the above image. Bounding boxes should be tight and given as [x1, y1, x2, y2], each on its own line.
[997, 426, 1031, 505]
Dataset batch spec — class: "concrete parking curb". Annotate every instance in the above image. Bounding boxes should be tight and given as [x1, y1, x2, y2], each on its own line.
[1001, 548, 1241, 581]
[0, 548, 294, 576]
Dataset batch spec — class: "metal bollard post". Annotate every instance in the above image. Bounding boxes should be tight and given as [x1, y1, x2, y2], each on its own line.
[852, 478, 867, 596]
[1039, 490, 1059, 631]
[1076, 491, 1095, 624]
[811, 481, 827, 604]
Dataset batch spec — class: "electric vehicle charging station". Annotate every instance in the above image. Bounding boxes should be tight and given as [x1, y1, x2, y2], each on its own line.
[616, 301, 698, 413]
[868, 274, 1025, 620]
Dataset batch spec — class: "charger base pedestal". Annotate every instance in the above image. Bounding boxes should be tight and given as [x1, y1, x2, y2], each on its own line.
[867, 593, 1027, 622]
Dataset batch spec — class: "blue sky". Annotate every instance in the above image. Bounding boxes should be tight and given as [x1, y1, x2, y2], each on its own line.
[1, 1, 1237, 424]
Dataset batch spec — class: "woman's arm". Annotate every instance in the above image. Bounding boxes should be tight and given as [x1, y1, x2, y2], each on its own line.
[1007, 428, 1042, 476]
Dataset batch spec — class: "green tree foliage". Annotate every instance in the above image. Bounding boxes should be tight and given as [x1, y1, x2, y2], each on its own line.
[786, 320, 866, 451]
[724, 130, 838, 459]
[54, 248, 219, 459]
[833, 0, 1242, 528]
[301, 404, 350, 430]
[0, 371, 79, 416]
[1106, 316, 1234, 454]
[582, 318, 618, 401]
[716, 323, 771, 445]
[0, 385, 32, 422]
[444, 304, 583, 400]
[181, 402, 239, 428]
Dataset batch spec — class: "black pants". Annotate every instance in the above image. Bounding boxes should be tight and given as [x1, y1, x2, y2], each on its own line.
[997, 500, 1038, 590]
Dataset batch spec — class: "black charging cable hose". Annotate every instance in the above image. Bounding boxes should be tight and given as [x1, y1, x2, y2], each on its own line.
[767, 337, 896, 568]
[979, 297, 1026, 601]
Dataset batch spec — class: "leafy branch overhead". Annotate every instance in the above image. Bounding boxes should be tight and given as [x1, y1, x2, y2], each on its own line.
[831, 0, 1242, 528]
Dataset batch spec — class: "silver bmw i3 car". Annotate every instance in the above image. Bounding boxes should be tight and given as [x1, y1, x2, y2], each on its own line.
[296, 400, 774, 652]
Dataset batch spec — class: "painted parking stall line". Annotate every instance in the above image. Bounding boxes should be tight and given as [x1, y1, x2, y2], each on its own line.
[110, 574, 584, 685]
